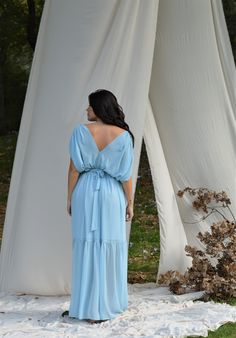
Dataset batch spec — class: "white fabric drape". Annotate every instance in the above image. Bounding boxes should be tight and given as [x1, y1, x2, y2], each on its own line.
[148, 0, 236, 262]
[0, 0, 235, 295]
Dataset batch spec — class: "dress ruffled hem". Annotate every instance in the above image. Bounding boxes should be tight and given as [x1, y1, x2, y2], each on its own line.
[69, 239, 128, 320]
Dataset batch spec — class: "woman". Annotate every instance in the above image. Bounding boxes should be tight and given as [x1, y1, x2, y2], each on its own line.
[62, 89, 135, 324]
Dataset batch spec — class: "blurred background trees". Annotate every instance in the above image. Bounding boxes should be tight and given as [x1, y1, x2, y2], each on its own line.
[0, 0, 235, 135]
[0, 0, 44, 134]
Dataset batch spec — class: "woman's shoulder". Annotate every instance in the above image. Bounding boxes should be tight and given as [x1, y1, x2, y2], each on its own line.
[72, 123, 86, 133]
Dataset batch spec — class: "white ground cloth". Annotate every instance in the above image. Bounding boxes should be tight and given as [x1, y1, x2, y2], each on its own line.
[0, 283, 235, 337]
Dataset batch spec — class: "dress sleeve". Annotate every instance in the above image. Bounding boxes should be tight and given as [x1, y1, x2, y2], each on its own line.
[69, 126, 85, 173]
[116, 135, 134, 183]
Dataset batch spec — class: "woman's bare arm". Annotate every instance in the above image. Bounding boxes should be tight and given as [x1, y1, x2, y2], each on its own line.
[122, 176, 134, 221]
[122, 176, 133, 206]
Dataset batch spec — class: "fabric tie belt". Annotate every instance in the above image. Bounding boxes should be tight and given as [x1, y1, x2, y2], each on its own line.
[83, 168, 106, 232]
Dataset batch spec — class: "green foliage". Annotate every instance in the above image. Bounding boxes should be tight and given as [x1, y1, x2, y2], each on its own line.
[0, 132, 17, 244]
[0, 131, 17, 192]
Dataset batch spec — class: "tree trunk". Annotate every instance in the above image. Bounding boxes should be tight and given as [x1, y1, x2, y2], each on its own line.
[0, 57, 7, 134]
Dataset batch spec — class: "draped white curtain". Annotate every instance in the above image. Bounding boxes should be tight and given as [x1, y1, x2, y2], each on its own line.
[0, 0, 235, 295]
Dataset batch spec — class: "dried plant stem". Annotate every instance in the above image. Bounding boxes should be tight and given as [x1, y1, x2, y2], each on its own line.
[226, 205, 236, 222]
[183, 209, 216, 224]
[208, 207, 229, 221]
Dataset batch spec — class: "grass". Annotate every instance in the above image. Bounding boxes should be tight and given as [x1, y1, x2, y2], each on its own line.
[202, 323, 236, 338]
[0, 132, 235, 337]
[128, 139, 160, 284]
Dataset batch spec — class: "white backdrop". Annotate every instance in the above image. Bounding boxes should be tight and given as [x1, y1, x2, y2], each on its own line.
[0, 0, 235, 295]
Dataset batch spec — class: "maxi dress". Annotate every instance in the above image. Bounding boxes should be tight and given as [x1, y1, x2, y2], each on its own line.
[68, 123, 134, 320]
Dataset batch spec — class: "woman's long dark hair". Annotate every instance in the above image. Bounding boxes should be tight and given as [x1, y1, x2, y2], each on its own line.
[88, 89, 135, 147]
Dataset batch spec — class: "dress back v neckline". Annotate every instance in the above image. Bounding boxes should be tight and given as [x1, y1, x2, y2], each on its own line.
[82, 124, 128, 153]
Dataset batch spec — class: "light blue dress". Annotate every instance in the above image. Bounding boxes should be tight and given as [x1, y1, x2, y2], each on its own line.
[68, 123, 134, 320]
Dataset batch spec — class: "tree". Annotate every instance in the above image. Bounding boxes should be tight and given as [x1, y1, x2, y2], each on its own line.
[0, 0, 44, 134]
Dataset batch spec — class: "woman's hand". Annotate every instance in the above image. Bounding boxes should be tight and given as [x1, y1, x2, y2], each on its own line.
[67, 199, 71, 216]
[125, 204, 134, 222]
